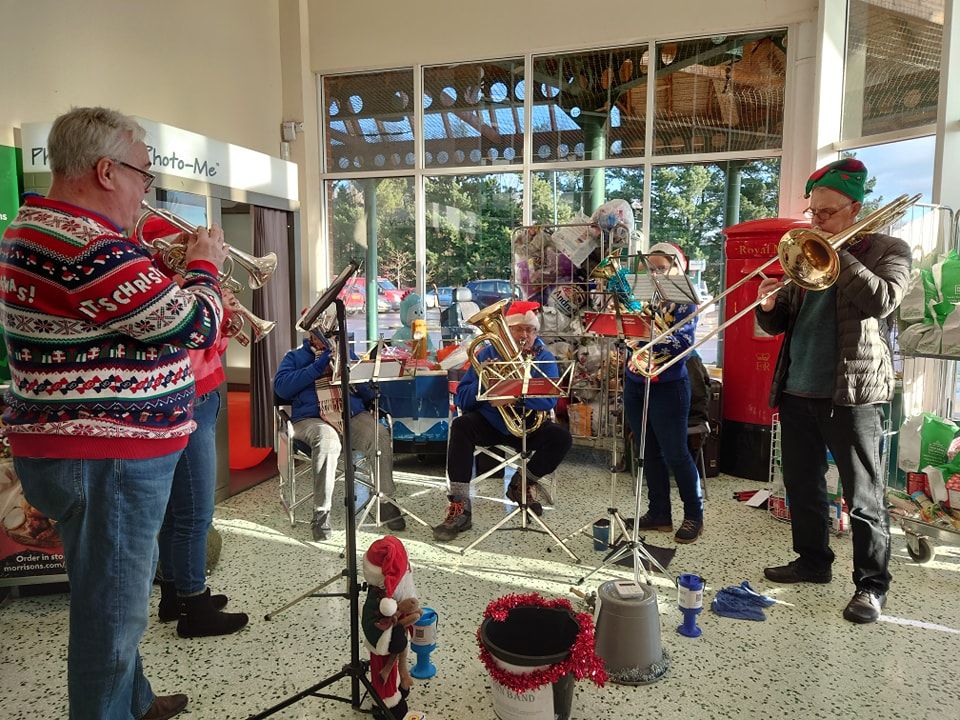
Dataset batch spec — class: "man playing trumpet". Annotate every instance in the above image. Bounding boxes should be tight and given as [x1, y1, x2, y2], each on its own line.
[433, 301, 572, 542]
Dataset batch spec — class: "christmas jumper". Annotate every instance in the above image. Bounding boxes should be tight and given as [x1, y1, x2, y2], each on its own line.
[0, 196, 223, 459]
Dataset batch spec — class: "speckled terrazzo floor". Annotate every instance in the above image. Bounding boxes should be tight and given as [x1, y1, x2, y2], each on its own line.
[2, 448, 958, 720]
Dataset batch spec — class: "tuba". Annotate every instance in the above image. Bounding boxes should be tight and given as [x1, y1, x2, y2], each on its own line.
[134, 202, 277, 345]
[466, 299, 547, 437]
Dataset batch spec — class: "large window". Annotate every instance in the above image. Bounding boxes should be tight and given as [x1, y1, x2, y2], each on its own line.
[650, 159, 780, 365]
[652, 31, 787, 155]
[532, 45, 648, 162]
[323, 70, 416, 172]
[843, 0, 944, 139]
[423, 59, 524, 168]
[320, 29, 790, 359]
[532, 168, 644, 228]
[326, 177, 415, 347]
[425, 173, 522, 285]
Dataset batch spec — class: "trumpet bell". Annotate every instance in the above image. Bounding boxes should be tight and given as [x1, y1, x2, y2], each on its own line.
[777, 228, 840, 291]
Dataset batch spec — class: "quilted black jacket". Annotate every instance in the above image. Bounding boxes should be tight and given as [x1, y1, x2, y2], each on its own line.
[755, 232, 911, 407]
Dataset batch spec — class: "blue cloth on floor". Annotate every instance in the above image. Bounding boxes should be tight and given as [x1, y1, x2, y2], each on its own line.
[711, 581, 775, 621]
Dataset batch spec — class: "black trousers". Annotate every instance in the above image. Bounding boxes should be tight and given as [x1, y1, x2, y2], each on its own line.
[779, 393, 891, 594]
[446, 411, 572, 487]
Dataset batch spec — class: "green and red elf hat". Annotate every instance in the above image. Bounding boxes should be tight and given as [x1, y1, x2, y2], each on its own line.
[804, 158, 867, 203]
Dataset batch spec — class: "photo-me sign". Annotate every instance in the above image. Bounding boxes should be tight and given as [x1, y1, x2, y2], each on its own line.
[21, 117, 298, 202]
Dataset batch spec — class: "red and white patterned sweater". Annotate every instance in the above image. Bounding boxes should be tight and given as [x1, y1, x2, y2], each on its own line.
[0, 196, 223, 459]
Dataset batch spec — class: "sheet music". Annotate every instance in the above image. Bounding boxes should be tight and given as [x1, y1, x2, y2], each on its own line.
[348, 359, 404, 381]
[628, 272, 700, 305]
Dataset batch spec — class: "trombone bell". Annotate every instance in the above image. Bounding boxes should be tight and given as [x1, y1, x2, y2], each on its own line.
[777, 228, 840, 291]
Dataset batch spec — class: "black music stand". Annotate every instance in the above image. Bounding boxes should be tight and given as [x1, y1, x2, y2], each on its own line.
[460, 358, 579, 562]
[347, 342, 432, 531]
[576, 252, 697, 587]
[251, 286, 392, 718]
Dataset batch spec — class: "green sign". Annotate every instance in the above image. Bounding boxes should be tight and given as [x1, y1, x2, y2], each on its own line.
[0, 145, 23, 236]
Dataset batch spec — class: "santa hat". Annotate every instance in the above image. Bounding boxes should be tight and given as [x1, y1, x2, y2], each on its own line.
[647, 242, 688, 272]
[363, 536, 410, 616]
[138, 215, 183, 244]
[505, 300, 541, 330]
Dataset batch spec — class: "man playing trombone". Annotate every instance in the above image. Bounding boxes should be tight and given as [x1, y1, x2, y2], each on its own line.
[756, 158, 911, 624]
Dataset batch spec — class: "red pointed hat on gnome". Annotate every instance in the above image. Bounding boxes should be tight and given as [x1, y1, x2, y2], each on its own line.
[362, 535, 409, 597]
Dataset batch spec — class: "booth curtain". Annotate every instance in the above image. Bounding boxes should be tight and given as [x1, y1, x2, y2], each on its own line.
[250, 205, 292, 447]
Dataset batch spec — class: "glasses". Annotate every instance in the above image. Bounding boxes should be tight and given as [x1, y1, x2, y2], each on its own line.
[111, 158, 156, 190]
[802, 203, 851, 220]
[511, 326, 537, 336]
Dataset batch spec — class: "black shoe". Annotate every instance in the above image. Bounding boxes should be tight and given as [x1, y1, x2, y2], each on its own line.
[311, 510, 331, 541]
[843, 589, 886, 624]
[432, 500, 472, 541]
[381, 504, 407, 531]
[506, 479, 543, 516]
[142, 693, 188, 720]
[176, 588, 249, 638]
[763, 559, 832, 584]
[158, 581, 226, 623]
[674, 518, 703, 544]
[634, 513, 673, 532]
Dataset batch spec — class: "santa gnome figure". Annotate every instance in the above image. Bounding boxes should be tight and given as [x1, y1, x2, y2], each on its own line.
[362, 536, 422, 719]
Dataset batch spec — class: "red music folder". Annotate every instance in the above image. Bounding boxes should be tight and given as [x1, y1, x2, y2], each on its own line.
[582, 312, 652, 338]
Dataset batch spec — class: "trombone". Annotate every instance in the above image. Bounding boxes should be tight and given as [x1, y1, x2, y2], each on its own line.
[134, 202, 278, 345]
[630, 193, 921, 378]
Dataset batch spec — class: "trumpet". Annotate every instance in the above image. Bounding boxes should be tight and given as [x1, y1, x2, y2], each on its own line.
[590, 251, 644, 313]
[134, 202, 278, 345]
[628, 193, 921, 378]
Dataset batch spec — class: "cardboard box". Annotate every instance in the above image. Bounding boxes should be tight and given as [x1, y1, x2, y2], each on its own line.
[946, 474, 960, 509]
[907, 472, 929, 498]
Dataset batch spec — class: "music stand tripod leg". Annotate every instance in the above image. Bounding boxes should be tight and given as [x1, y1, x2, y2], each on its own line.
[263, 570, 345, 620]
[516, 429, 581, 562]
[461, 505, 524, 554]
[526, 508, 580, 562]
[577, 357, 678, 586]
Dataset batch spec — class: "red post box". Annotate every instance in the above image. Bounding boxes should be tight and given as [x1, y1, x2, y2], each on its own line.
[719, 217, 809, 481]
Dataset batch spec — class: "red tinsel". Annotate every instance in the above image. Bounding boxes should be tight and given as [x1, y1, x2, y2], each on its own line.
[477, 592, 607, 693]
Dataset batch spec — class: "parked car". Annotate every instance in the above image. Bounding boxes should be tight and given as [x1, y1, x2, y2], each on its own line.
[424, 286, 455, 309]
[338, 278, 391, 315]
[465, 279, 518, 308]
[375, 278, 404, 310]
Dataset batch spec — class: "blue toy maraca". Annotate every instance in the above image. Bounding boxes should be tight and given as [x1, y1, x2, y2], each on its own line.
[410, 607, 438, 679]
[677, 574, 704, 638]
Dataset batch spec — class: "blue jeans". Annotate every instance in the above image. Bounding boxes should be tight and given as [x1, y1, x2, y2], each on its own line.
[623, 376, 703, 522]
[158, 390, 221, 595]
[16, 453, 181, 720]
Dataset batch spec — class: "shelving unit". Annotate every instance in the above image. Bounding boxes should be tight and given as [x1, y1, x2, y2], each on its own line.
[510, 221, 636, 463]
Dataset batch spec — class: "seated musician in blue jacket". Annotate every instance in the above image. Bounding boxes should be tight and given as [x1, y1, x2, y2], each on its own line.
[433, 301, 572, 541]
[274, 325, 406, 540]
